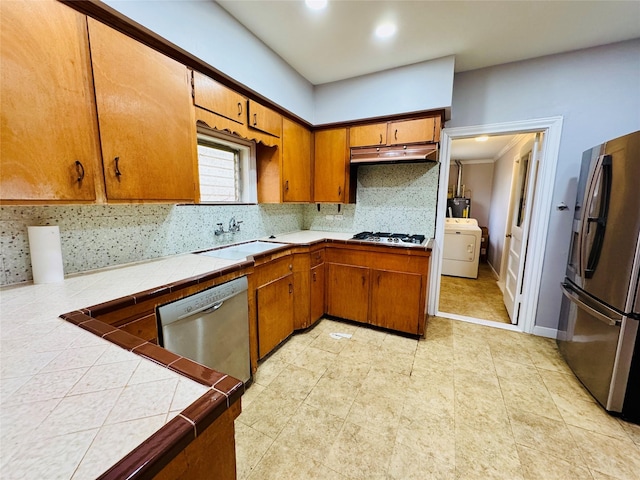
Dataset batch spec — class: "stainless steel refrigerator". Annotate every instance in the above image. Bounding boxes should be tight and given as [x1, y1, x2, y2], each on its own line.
[558, 130, 640, 423]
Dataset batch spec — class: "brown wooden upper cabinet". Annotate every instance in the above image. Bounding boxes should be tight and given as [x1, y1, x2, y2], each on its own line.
[247, 100, 282, 138]
[282, 118, 312, 202]
[313, 128, 350, 203]
[192, 71, 246, 125]
[0, 0, 101, 202]
[349, 116, 441, 148]
[349, 123, 388, 148]
[88, 18, 196, 202]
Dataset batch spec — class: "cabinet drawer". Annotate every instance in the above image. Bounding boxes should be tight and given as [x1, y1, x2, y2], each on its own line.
[193, 71, 246, 125]
[248, 100, 282, 137]
[310, 248, 325, 267]
[255, 254, 294, 285]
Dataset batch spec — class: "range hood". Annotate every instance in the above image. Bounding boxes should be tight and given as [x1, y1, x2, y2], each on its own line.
[350, 143, 438, 165]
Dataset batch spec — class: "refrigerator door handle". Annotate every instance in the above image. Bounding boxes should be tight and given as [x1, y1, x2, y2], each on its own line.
[561, 283, 622, 327]
[581, 154, 613, 279]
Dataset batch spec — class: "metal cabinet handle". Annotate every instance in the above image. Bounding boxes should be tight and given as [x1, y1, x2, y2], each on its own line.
[238, 102, 243, 116]
[114, 156, 122, 177]
[394, 129, 398, 140]
[379, 133, 383, 144]
[75, 160, 85, 183]
[285, 180, 289, 192]
[289, 283, 293, 294]
[253, 113, 257, 126]
[361, 276, 365, 286]
[289, 264, 293, 271]
[313, 271, 317, 282]
[338, 186, 342, 197]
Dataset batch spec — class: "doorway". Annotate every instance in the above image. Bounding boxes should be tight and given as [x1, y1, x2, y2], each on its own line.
[428, 117, 564, 334]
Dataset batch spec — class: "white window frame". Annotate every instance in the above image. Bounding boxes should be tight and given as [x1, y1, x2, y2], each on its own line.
[196, 127, 257, 204]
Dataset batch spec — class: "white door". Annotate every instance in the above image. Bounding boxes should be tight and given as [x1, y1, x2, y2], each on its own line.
[503, 134, 541, 323]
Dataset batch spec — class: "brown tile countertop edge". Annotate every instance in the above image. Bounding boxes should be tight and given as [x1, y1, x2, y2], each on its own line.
[58, 262, 248, 480]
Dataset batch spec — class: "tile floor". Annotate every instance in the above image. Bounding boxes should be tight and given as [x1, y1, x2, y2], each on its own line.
[235, 316, 640, 479]
[440, 263, 511, 324]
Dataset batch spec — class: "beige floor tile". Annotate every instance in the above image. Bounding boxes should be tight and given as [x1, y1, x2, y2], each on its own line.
[274, 403, 344, 463]
[404, 373, 455, 417]
[350, 325, 386, 346]
[359, 367, 409, 402]
[268, 336, 309, 364]
[322, 358, 371, 387]
[304, 375, 360, 419]
[569, 425, 640, 479]
[508, 410, 585, 465]
[539, 369, 594, 403]
[337, 339, 379, 365]
[241, 382, 265, 409]
[289, 345, 337, 374]
[388, 438, 455, 480]
[324, 421, 395, 479]
[455, 441, 524, 480]
[396, 408, 455, 460]
[237, 388, 302, 439]
[369, 349, 415, 376]
[308, 331, 350, 354]
[379, 333, 418, 356]
[247, 441, 330, 480]
[553, 395, 629, 439]
[516, 444, 593, 480]
[345, 388, 403, 436]
[493, 359, 541, 382]
[489, 341, 534, 366]
[234, 421, 274, 480]
[618, 418, 640, 447]
[266, 363, 322, 402]
[499, 375, 563, 421]
[314, 318, 358, 336]
[253, 357, 288, 387]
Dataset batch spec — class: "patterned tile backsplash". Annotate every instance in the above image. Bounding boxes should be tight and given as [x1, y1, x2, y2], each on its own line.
[304, 163, 440, 236]
[1, 162, 439, 285]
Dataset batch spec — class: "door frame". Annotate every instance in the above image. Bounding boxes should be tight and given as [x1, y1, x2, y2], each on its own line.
[428, 116, 563, 334]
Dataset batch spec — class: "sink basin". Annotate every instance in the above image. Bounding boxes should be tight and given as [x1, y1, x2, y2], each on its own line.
[199, 241, 287, 260]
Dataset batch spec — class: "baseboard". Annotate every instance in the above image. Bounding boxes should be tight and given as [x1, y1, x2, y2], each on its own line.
[532, 325, 558, 339]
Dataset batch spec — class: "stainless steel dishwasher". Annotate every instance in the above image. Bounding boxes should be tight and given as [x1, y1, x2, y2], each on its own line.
[156, 276, 250, 383]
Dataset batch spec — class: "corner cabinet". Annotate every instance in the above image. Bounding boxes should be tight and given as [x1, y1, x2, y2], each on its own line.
[325, 244, 430, 335]
[313, 128, 354, 203]
[88, 18, 196, 202]
[0, 0, 102, 202]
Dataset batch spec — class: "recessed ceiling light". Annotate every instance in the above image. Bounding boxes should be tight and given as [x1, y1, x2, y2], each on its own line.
[375, 23, 396, 39]
[475, 135, 489, 142]
[305, 0, 327, 10]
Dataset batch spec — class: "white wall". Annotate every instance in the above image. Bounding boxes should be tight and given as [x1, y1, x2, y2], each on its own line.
[449, 39, 640, 329]
[314, 56, 455, 125]
[102, 1, 454, 125]
[448, 161, 494, 227]
[102, 0, 316, 121]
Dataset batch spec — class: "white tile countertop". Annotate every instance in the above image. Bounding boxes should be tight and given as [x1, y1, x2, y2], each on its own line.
[0, 230, 355, 479]
[0, 253, 245, 479]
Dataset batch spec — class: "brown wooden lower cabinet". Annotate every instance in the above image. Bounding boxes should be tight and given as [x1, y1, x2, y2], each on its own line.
[326, 263, 370, 323]
[370, 269, 423, 334]
[310, 263, 325, 324]
[257, 273, 294, 359]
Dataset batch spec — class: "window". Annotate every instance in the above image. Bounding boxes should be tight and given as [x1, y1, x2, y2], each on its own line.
[196, 128, 257, 203]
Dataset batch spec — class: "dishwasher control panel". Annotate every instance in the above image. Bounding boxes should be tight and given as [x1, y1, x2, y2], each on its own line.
[158, 276, 248, 321]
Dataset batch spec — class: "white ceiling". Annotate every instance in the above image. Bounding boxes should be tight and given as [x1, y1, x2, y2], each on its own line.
[450, 134, 523, 162]
[216, 0, 640, 85]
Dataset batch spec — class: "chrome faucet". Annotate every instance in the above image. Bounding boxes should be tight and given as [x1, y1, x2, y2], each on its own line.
[229, 217, 243, 233]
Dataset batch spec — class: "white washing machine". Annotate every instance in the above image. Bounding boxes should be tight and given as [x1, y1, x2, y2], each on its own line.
[442, 218, 482, 279]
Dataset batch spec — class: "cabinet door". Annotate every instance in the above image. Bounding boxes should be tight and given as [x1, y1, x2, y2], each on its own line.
[310, 263, 326, 324]
[326, 263, 369, 323]
[370, 269, 423, 334]
[388, 118, 436, 145]
[349, 123, 387, 147]
[314, 128, 348, 203]
[257, 274, 294, 359]
[193, 71, 246, 125]
[282, 118, 311, 202]
[88, 18, 196, 201]
[248, 100, 282, 138]
[1, 0, 101, 201]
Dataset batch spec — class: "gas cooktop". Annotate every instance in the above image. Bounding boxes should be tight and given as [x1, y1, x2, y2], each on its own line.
[351, 232, 426, 246]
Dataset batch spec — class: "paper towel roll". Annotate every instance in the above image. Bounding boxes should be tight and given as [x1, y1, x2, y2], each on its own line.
[27, 226, 64, 284]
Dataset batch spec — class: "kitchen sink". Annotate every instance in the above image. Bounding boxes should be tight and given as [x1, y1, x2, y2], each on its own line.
[199, 241, 287, 260]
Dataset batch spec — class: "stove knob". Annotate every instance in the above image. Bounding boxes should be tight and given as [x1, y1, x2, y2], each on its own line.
[387, 238, 392, 242]
[394, 238, 399, 243]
